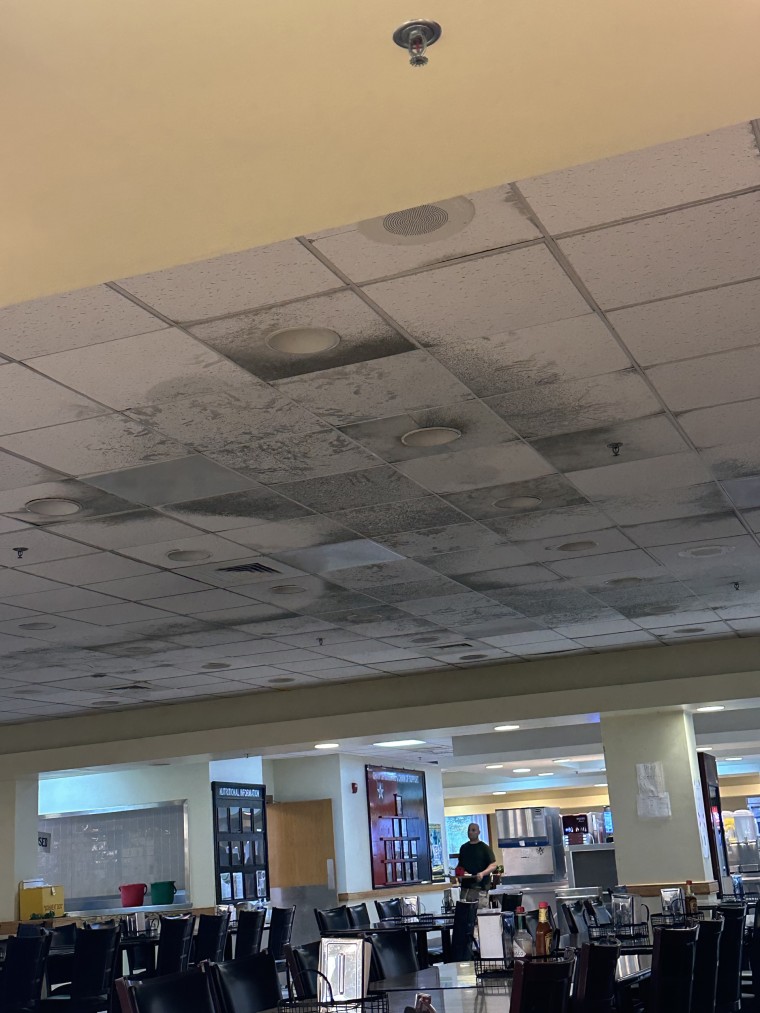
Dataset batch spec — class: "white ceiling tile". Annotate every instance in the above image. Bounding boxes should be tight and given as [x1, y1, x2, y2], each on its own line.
[273, 350, 473, 426]
[648, 346, 760, 412]
[87, 455, 258, 507]
[0, 364, 107, 436]
[18, 552, 155, 586]
[88, 572, 212, 601]
[701, 442, 760, 481]
[636, 609, 723, 629]
[0, 603, 41, 621]
[0, 615, 132, 645]
[480, 629, 561, 647]
[0, 415, 187, 475]
[567, 453, 711, 498]
[531, 415, 689, 473]
[32, 329, 254, 410]
[721, 476, 760, 510]
[514, 639, 584, 655]
[0, 571, 68, 599]
[610, 278, 760, 367]
[574, 631, 658, 647]
[220, 516, 356, 554]
[559, 192, 760, 308]
[727, 618, 760, 634]
[0, 528, 95, 566]
[62, 602, 175, 625]
[655, 620, 734, 639]
[365, 246, 589, 342]
[648, 535, 760, 574]
[487, 504, 615, 542]
[310, 186, 540, 280]
[424, 544, 533, 575]
[587, 483, 730, 525]
[171, 553, 307, 587]
[485, 370, 661, 439]
[518, 124, 760, 233]
[377, 523, 503, 560]
[0, 284, 165, 360]
[394, 443, 554, 495]
[45, 510, 204, 551]
[4, 586, 122, 612]
[553, 618, 642, 637]
[549, 549, 663, 578]
[117, 239, 340, 321]
[517, 528, 637, 562]
[623, 513, 745, 547]
[159, 487, 311, 531]
[146, 588, 261, 615]
[118, 533, 252, 569]
[0, 450, 62, 492]
[678, 399, 760, 449]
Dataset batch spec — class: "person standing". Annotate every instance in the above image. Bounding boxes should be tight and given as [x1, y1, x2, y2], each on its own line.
[457, 822, 497, 905]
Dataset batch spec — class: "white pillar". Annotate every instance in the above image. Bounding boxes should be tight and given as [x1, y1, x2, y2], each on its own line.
[601, 709, 714, 894]
[0, 775, 40, 921]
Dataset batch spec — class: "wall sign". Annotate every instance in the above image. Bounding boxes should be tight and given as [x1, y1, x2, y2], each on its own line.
[211, 782, 269, 904]
[366, 765, 431, 889]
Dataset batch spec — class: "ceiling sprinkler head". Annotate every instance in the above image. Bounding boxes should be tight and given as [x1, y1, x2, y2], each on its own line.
[13, 547, 28, 559]
[393, 20, 442, 67]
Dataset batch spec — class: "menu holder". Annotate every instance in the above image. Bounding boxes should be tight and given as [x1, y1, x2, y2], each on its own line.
[318, 937, 373, 1003]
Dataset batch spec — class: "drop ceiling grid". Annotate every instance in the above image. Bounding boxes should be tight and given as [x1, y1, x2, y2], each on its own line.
[1, 123, 760, 720]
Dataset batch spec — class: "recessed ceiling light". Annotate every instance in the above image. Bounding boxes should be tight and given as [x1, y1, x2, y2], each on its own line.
[538, 772, 555, 777]
[411, 634, 447, 644]
[697, 746, 714, 751]
[266, 327, 341, 355]
[315, 743, 340, 750]
[485, 764, 504, 769]
[492, 496, 542, 511]
[202, 662, 231, 670]
[554, 540, 598, 552]
[25, 497, 81, 516]
[18, 622, 56, 630]
[696, 705, 725, 713]
[673, 626, 705, 634]
[722, 757, 744, 762]
[459, 653, 489, 661]
[166, 549, 212, 562]
[268, 676, 297, 685]
[594, 783, 608, 788]
[270, 584, 307, 595]
[553, 758, 573, 763]
[373, 739, 426, 747]
[678, 545, 735, 559]
[512, 767, 531, 773]
[401, 427, 462, 448]
[494, 724, 520, 732]
[493, 791, 507, 796]
[604, 576, 644, 587]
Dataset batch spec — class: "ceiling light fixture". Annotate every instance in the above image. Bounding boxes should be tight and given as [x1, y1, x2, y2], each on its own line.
[512, 767, 531, 773]
[266, 327, 341, 356]
[678, 545, 735, 559]
[555, 540, 598, 552]
[485, 764, 504, 769]
[315, 743, 340, 750]
[18, 622, 56, 630]
[25, 497, 81, 516]
[722, 757, 744, 762]
[696, 705, 725, 713]
[373, 739, 426, 747]
[538, 772, 555, 777]
[401, 427, 462, 448]
[493, 496, 542, 511]
[594, 783, 608, 788]
[166, 549, 212, 562]
[270, 584, 307, 595]
[492, 791, 507, 796]
[553, 758, 573, 763]
[494, 724, 520, 732]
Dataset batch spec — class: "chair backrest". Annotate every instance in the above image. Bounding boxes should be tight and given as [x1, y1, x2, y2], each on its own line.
[573, 943, 620, 1013]
[314, 906, 351, 933]
[509, 957, 574, 1013]
[194, 913, 230, 964]
[649, 926, 698, 1013]
[347, 904, 371, 929]
[123, 967, 216, 1013]
[560, 903, 579, 936]
[692, 918, 723, 1013]
[501, 894, 523, 914]
[268, 907, 296, 960]
[0, 932, 52, 1011]
[450, 901, 478, 962]
[209, 953, 282, 1013]
[51, 922, 78, 948]
[284, 941, 321, 1000]
[234, 909, 266, 959]
[156, 916, 196, 976]
[70, 925, 121, 999]
[15, 923, 46, 939]
[374, 899, 403, 921]
[369, 930, 419, 979]
[715, 903, 746, 1013]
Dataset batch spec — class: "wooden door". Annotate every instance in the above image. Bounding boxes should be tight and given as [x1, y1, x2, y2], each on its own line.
[267, 799, 335, 889]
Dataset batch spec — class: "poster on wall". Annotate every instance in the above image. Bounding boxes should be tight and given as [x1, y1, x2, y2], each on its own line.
[366, 765, 432, 889]
[429, 823, 445, 882]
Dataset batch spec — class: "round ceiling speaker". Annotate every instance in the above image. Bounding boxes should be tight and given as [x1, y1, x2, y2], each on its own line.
[25, 498, 81, 516]
[166, 549, 212, 562]
[357, 197, 475, 246]
[493, 496, 543, 511]
[266, 327, 340, 355]
[401, 427, 462, 448]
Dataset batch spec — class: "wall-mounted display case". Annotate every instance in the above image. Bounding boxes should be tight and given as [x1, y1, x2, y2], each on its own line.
[212, 782, 269, 904]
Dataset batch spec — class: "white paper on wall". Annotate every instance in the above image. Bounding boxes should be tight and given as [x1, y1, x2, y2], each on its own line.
[637, 793, 672, 819]
[636, 761, 666, 797]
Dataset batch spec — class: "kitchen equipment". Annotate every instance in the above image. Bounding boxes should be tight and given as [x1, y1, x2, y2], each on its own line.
[119, 883, 148, 907]
[496, 807, 566, 884]
[150, 880, 177, 905]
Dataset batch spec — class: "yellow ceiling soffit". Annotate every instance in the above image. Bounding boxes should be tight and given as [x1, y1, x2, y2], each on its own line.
[3, 0, 760, 305]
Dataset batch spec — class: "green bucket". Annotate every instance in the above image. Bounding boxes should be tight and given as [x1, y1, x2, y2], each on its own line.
[150, 881, 177, 905]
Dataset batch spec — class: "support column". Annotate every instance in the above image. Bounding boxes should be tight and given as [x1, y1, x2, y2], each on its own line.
[0, 775, 40, 921]
[601, 709, 714, 897]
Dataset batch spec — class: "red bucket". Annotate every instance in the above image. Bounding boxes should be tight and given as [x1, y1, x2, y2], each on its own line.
[119, 883, 148, 907]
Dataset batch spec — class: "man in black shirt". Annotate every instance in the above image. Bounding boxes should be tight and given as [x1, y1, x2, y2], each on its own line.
[457, 822, 497, 904]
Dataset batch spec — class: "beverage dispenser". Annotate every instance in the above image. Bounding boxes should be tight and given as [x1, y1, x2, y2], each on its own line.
[496, 807, 566, 884]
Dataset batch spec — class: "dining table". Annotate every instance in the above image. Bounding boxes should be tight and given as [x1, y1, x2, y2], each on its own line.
[326, 916, 456, 968]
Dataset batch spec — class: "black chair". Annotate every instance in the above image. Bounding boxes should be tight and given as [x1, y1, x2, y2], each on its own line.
[715, 904, 746, 1013]
[692, 918, 723, 1013]
[267, 907, 295, 964]
[15, 925, 47, 940]
[128, 916, 194, 979]
[745, 904, 760, 1004]
[369, 931, 419, 979]
[233, 910, 265, 959]
[573, 942, 620, 1013]
[347, 904, 371, 930]
[509, 957, 574, 1013]
[284, 942, 321, 1000]
[116, 968, 215, 1013]
[208, 954, 282, 1013]
[582, 900, 612, 928]
[0, 932, 52, 1013]
[429, 901, 477, 963]
[192, 913, 230, 965]
[648, 926, 698, 1013]
[45, 924, 77, 992]
[41, 925, 121, 1013]
[560, 903, 580, 937]
[374, 900, 403, 921]
[314, 907, 351, 934]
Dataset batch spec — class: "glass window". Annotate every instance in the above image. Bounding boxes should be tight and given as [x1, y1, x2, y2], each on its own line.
[217, 808, 229, 833]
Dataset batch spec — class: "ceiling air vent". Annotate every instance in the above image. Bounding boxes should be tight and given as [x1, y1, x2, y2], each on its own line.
[357, 196, 475, 246]
[217, 562, 280, 575]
